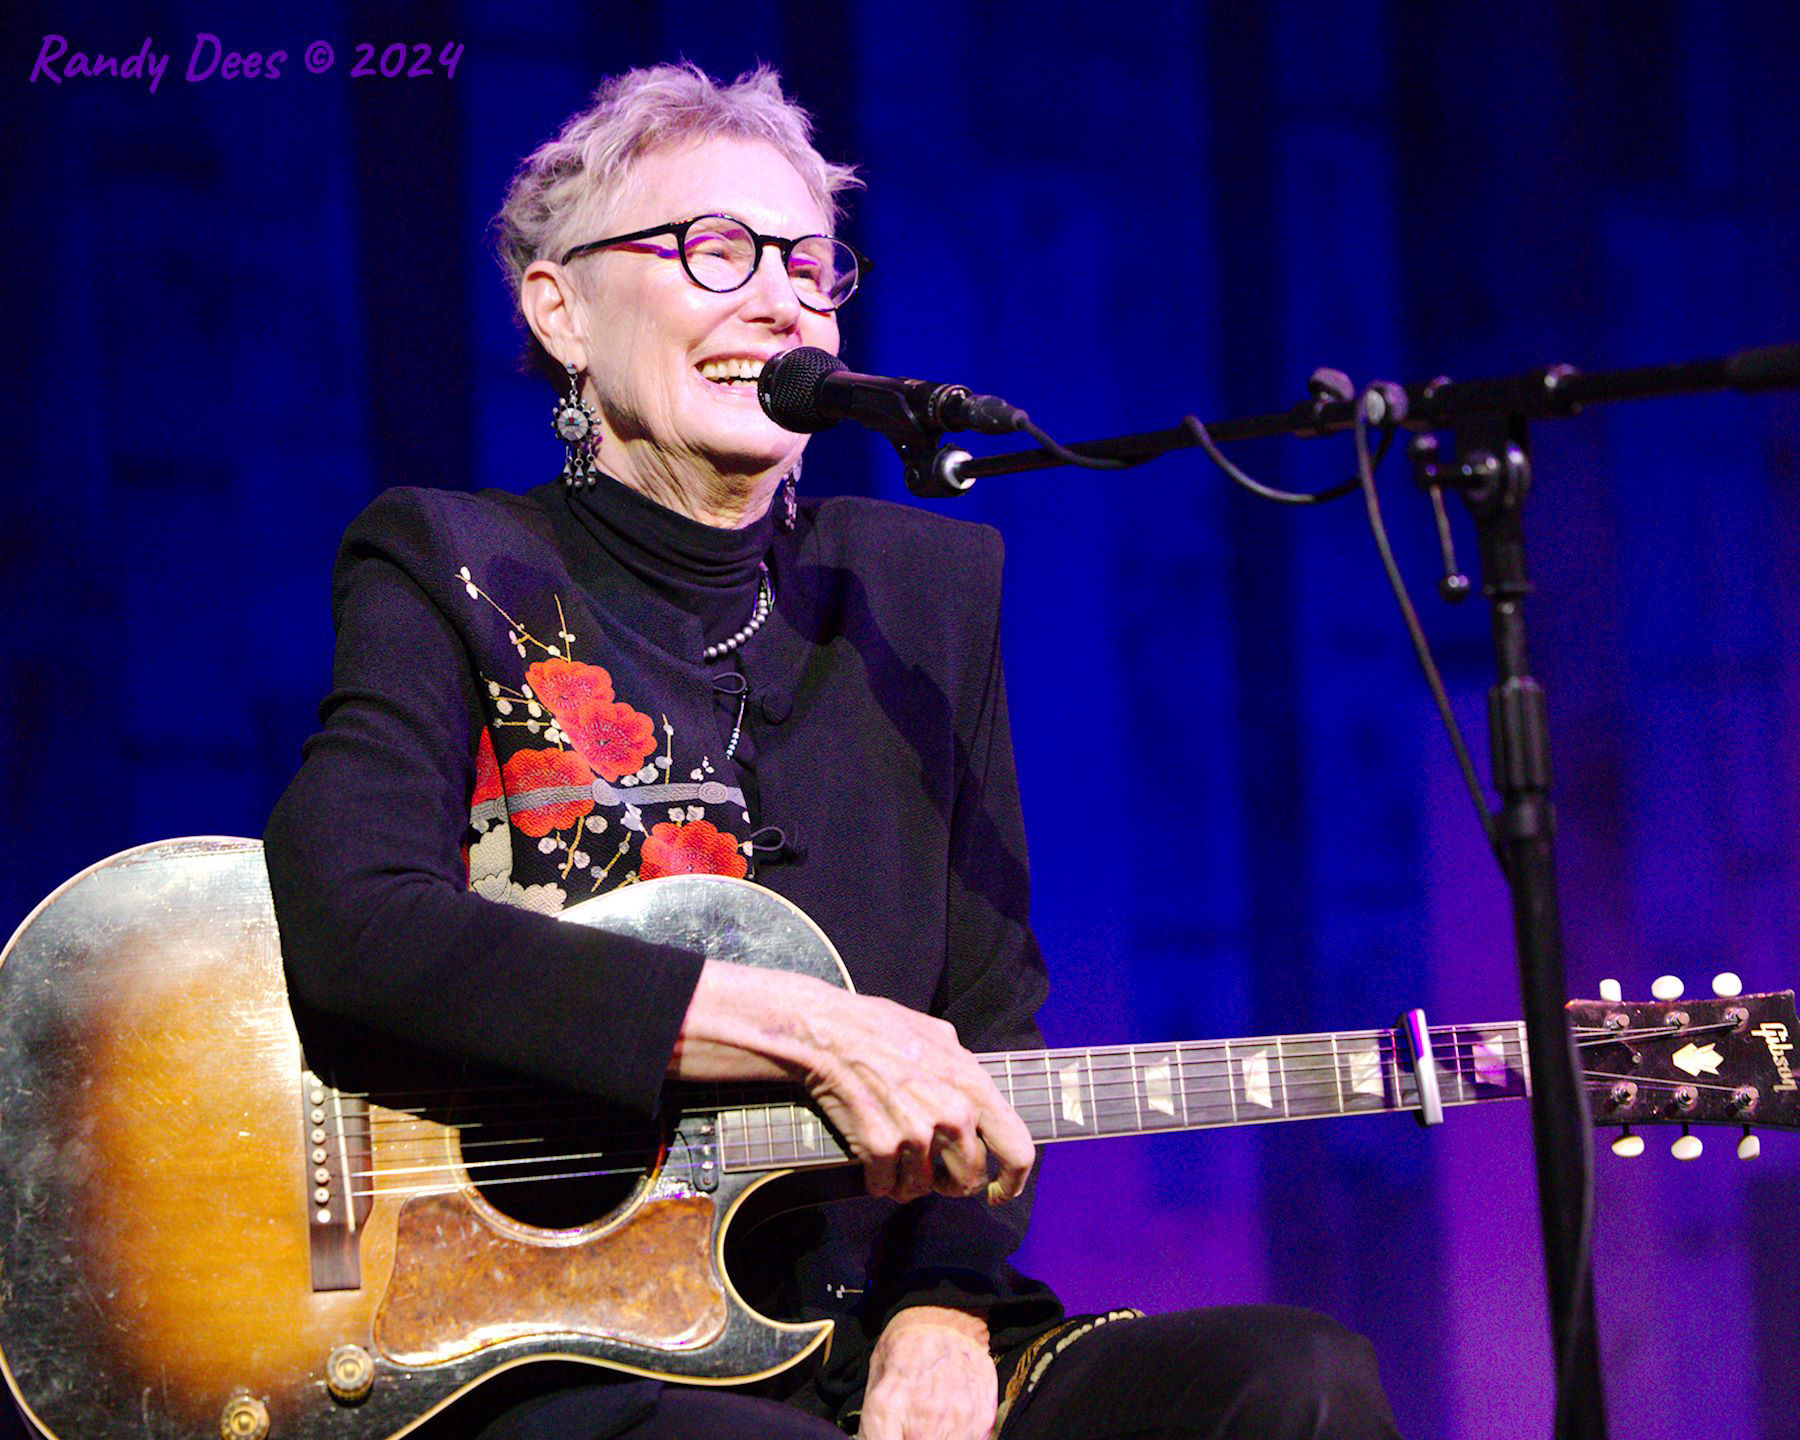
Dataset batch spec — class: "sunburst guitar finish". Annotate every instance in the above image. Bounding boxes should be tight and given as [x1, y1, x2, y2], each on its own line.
[5, 840, 1796, 1438]
[0, 840, 835, 1440]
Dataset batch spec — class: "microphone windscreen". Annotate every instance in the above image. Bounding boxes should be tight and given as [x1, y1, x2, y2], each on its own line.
[758, 347, 847, 432]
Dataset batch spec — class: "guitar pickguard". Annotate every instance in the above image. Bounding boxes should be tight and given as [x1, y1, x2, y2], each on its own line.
[376, 1189, 728, 1365]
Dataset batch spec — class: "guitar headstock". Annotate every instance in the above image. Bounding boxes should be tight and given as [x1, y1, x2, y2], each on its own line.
[1569, 977, 1799, 1159]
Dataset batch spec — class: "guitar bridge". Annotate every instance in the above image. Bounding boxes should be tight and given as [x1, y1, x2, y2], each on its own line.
[303, 1070, 373, 1290]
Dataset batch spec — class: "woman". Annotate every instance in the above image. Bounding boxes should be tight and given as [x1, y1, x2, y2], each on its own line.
[266, 63, 1401, 1440]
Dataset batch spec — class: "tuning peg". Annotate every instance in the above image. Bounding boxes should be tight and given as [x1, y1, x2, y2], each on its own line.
[1738, 1129, 1761, 1161]
[1598, 978, 1623, 1003]
[1651, 975, 1685, 1001]
[1671, 1126, 1702, 1161]
[1611, 1128, 1644, 1158]
[1712, 972, 1743, 999]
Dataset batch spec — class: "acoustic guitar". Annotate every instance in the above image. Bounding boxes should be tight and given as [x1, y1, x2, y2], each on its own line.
[0, 838, 1792, 1440]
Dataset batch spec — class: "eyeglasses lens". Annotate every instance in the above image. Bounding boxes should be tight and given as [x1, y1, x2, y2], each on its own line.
[790, 236, 858, 309]
[680, 217, 858, 311]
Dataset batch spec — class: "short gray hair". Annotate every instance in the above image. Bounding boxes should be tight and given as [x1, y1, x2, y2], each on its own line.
[493, 63, 862, 384]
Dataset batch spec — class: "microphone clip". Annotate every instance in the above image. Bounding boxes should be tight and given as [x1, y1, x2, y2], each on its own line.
[891, 431, 976, 499]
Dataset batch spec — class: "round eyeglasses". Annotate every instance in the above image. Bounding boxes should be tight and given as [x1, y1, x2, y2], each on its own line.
[560, 214, 871, 314]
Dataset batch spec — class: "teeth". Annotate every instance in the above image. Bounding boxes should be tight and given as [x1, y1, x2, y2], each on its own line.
[699, 357, 766, 383]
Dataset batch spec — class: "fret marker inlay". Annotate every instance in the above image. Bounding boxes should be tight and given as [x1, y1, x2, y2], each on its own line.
[1473, 1034, 1511, 1087]
[1145, 1060, 1176, 1118]
[1348, 1046, 1384, 1098]
[1240, 1050, 1273, 1110]
[1058, 1061, 1086, 1126]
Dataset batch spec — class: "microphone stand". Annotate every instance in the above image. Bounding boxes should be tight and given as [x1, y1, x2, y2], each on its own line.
[906, 342, 1800, 1440]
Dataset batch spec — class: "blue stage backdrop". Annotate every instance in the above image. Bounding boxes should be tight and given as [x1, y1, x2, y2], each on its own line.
[4, 3, 1797, 1437]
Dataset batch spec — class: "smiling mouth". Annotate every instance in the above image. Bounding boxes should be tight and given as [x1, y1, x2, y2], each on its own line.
[697, 356, 767, 388]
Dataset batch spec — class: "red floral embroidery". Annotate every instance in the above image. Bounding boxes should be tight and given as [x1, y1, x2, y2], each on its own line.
[639, 820, 749, 881]
[472, 727, 502, 807]
[500, 746, 595, 837]
[527, 657, 658, 782]
[528, 656, 615, 710]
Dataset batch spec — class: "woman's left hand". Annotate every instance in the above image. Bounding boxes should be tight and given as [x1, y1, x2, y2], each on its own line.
[859, 1305, 997, 1440]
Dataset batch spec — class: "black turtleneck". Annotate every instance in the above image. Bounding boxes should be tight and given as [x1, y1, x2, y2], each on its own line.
[560, 472, 778, 828]
[562, 471, 773, 647]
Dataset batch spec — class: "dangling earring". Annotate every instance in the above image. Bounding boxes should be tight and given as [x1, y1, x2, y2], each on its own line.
[779, 456, 801, 531]
[553, 361, 601, 487]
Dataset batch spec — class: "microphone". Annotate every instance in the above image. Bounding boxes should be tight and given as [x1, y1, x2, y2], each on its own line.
[757, 347, 1027, 437]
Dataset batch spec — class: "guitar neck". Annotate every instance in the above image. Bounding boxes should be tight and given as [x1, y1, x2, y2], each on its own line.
[716, 1021, 1532, 1175]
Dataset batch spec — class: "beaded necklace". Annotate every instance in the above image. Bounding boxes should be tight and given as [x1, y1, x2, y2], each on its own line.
[707, 563, 772, 761]
[701, 562, 772, 662]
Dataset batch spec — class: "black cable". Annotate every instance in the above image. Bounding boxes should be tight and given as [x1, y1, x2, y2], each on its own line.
[1017, 411, 1394, 497]
[1018, 417, 1135, 469]
[1347, 397, 1593, 1440]
[1550, 1098, 1597, 1440]
[1180, 398, 1497, 852]
[1184, 414, 1372, 505]
[1122, 383, 1590, 1439]
[1348, 401, 1499, 856]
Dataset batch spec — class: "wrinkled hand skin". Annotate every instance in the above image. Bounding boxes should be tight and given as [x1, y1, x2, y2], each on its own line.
[670, 963, 1035, 1204]
[859, 1306, 997, 1440]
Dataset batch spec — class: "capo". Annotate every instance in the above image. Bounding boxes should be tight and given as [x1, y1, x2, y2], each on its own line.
[1397, 1009, 1444, 1127]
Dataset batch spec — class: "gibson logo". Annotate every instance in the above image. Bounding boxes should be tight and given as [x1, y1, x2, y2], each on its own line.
[1753, 1022, 1798, 1092]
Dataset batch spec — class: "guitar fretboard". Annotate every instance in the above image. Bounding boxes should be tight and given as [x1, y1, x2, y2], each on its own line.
[715, 1022, 1531, 1174]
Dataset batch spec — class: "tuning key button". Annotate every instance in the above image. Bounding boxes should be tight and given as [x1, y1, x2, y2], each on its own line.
[1651, 975, 1685, 1002]
[1712, 972, 1743, 999]
[1738, 1130, 1761, 1161]
[1671, 1128, 1703, 1161]
[1598, 978, 1624, 1004]
[1611, 1130, 1645, 1158]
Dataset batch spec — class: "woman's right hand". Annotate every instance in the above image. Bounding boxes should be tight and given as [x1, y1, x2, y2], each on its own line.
[669, 960, 1034, 1204]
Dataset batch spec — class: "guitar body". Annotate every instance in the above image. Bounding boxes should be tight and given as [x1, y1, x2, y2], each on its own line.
[6, 841, 1791, 1438]
[0, 839, 837, 1440]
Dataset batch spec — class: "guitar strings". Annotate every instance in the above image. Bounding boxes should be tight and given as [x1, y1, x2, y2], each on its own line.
[353, 1061, 1725, 1167]
[341, 1068, 1725, 1197]
[349, 1039, 1520, 1145]
[346, 1030, 1728, 1167]
[346, 1083, 1736, 1201]
[336, 1019, 1727, 1127]
[348, 1028, 1528, 1120]
[326, 1025, 1554, 1109]
[334, 1015, 1750, 1184]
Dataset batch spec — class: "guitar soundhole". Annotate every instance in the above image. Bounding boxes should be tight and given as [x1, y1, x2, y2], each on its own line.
[456, 1095, 663, 1232]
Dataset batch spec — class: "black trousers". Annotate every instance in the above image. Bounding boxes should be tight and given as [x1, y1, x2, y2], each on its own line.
[469, 1306, 1403, 1439]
